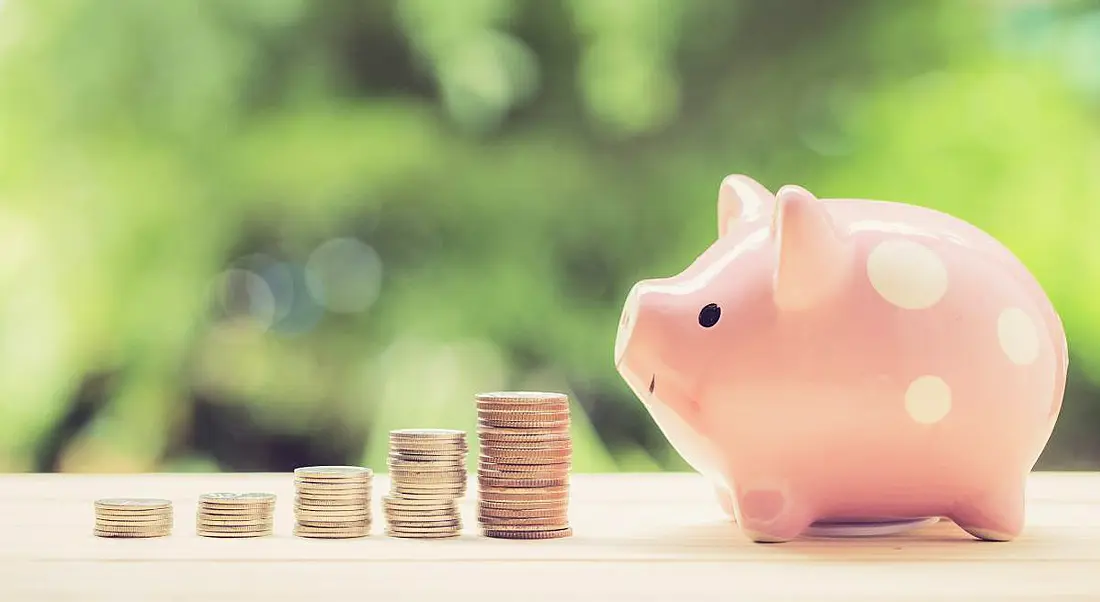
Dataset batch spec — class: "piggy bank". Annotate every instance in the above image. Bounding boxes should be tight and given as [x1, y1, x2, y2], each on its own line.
[613, 175, 1068, 543]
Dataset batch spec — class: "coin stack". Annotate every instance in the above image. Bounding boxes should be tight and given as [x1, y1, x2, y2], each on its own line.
[293, 466, 373, 539]
[476, 391, 573, 540]
[93, 498, 173, 538]
[384, 429, 468, 539]
[196, 492, 275, 538]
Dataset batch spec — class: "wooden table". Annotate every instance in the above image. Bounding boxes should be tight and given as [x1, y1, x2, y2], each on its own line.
[1, 472, 1097, 601]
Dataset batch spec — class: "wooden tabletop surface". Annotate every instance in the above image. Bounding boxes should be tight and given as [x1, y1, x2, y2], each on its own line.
[1, 471, 1098, 601]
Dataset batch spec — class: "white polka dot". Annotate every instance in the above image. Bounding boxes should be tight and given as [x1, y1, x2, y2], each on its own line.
[998, 308, 1039, 365]
[905, 375, 952, 424]
[866, 240, 949, 310]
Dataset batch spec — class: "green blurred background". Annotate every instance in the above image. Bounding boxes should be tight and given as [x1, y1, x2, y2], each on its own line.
[1, 0, 1098, 474]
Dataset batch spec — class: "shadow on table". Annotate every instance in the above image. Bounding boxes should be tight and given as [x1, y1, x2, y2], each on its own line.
[622, 518, 996, 561]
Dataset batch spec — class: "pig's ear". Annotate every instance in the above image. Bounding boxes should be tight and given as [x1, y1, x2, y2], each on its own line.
[717, 175, 775, 237]
[771, 185, 852, 311]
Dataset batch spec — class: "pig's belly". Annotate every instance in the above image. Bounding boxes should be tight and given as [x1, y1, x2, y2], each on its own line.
[722, 409, 1037, 520]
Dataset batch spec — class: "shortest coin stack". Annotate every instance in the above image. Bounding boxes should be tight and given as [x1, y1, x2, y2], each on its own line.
[196, 493, 275, 538]
[384, 429, 468, 539]
[293, 466, 373, 539]
[94, 498, 173, 538]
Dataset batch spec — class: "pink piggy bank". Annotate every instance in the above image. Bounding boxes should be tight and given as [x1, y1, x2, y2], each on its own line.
[613, 175, 1068, 543]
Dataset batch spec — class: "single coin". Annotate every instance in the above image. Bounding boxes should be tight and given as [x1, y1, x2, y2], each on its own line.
[294, 466, 373, 479]
[389, 475, 466, 486]
[296, 518, 371, 528]
[294, 490, 370, 500]
[93, 512, 173, 522]
[479, 446, 572, 458]
[388, 453, 465, 463]
[478, 506, 569, 519]
[383, 503, 456, 514]
[94, 524, 174, 534]
[197, 523, 274, 532]
[198, 518, 273, 528]
[294, 501, 369, 510]
[388, 453, 466, 463]
[390, 428, 465, 438]
[294, 490, 371, 499]
[475, 392, 567, 403]
[195, 503, 274, 513]
[477, 417, 570, 428]
[384, 509, 459, 520]
[387, 514, 461, 525]
[94, 529, 171, 538]
[198, 529, 273, 538]
[479, 437, 572, 448]
[478, 521, 570, 532]
[292, 506, 369, 515]
[477, 410, 570, 423]
[198, 492, 276, 505]
[195, 509, 272, 519]
[388, 470, 467, 481]
[389, 440, 468, 449]
[293, 526, 370, 538]
[386, 532, 459, 539]
[294, 478, 371, 488]
[387, 492, 463, 503]
[385, 524, 462, 535]
[477, 471, 568, 483]
[479, 440, 572, 451]
[476, 398, 568, 410]
[478, 476, 568, 488]
[382, 494, 458, 506]
[382, 503, 458, 514]
[477, 431, 571, 443]
[294, 511, 371, 522]
[94, 507, 173, 516]
[478, 515, 568, 527]
[387, 458, 465, 470]
[386, 517, 461, 528]
[94, 498, 171, 510]
[477, 463, 569, 475]
[482, 527, 573, 540]
[478, 502, 569, 514]
[391, 490, 464, 499]
[479, 488, 567, 501]
[387, 487, 463, 497]
[93, 522, 173, 530]
[95, 517, 173, 527]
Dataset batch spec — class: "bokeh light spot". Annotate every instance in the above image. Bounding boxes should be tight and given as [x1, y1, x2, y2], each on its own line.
[305, 237, 383, 314]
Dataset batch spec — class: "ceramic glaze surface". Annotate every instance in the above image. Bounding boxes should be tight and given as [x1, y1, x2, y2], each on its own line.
[613, 175, 1068, 543]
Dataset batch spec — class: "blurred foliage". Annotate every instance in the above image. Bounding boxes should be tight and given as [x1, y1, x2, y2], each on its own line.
[0, 0, 1099, 473]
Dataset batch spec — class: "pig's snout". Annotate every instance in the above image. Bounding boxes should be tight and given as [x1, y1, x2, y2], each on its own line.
[614, 283, 643, 368]
[615, 280, 665, 370]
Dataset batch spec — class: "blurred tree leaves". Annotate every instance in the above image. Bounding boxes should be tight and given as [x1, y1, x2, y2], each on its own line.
[0, 0, 1099, 473]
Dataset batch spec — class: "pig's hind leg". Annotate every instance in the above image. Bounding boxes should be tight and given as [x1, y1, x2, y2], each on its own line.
[948, 477, 1026, 542]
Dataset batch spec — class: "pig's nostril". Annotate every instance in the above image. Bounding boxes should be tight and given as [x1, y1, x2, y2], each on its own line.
[648, 375, 656, 394]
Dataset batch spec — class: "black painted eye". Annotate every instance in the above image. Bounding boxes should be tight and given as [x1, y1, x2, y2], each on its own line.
[698, 303, 721, 328]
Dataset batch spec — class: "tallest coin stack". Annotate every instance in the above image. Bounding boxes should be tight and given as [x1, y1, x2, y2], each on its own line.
[476, 391, 573, 539]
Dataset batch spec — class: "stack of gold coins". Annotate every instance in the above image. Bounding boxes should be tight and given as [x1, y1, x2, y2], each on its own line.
[383, 429, 468, 539]
[196, 493, 275, 538]
[293, 466, 373, 539]
[476, 391, 573, 540]
[93, 498, 173, 538]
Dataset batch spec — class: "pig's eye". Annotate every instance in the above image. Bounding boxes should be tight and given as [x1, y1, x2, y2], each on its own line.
[698, 303, 721, 328]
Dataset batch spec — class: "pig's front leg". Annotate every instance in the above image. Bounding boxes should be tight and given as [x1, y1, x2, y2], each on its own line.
[949, 479, 1026, 542]
[714, 483, 737, 521]
[731, 482, 815, 543]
